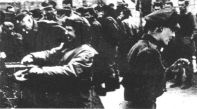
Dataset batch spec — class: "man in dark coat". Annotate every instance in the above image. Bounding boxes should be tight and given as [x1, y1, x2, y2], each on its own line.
[121, 8, 179, 109]
[172, 0, 197, 88]
[14, 19, 103, 108]
[15, 13, 66, 54]
[0, 21, 24, 61]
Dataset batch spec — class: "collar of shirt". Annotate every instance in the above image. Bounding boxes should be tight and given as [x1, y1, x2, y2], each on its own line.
[142, 34, 163, 51]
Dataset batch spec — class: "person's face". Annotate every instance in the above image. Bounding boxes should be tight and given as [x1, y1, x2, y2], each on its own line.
[153, 6, 162, 11]
[62, 4, 72, 16]
[2, 21, 14, 34]
[64, 25, 76, 42]
[119, 11, 124, 18]
[178, 1, 186, 13]
[159, 27, 175, 45]
[164, 4, 173, 9]
[17, 15, 33, 32]
[97, 11, 104, 18]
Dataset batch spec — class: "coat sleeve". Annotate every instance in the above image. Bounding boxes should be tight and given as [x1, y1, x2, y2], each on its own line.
[29, 44, 64, 65]
[34, 50, 96, 78]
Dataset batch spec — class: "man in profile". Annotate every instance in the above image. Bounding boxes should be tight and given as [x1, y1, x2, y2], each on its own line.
[121, 8, 179, 109]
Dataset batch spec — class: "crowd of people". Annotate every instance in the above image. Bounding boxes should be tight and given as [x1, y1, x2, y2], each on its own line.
[0, 0, 197, 108]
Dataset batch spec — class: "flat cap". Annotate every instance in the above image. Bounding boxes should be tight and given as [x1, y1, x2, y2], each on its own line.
[144, 8, 178, 28]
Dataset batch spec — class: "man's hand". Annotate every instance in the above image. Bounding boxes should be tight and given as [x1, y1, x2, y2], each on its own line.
[21, 54, 34, 65]
[29, 67, 44, 75]
[0, 52, 6, 59]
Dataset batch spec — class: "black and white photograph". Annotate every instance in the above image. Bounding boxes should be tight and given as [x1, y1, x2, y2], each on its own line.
[0, 0, 197, 108]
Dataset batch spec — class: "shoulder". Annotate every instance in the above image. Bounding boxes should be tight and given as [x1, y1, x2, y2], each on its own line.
[92, 20, 101, 27]
[137, 47, 160, 58]
[128, 40, 159, 59]
[128, 40, 149, 59]
[105, 16, 116, 23]
[77, 44, 98, 55]
[130, 40, 149, 51]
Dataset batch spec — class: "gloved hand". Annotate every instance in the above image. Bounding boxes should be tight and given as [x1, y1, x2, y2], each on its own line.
[168, 58, 190, 72]
[14, 67, 43, 81]
[21, 54, 34, 65]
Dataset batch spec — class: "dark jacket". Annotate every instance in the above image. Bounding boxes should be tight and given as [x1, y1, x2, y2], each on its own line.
[22, 20, 66, 54]
[177, 12, 197, 38]
[0, 32, 24, 61]
[122, 34, 166, 104]
[18, 44, 103, 108]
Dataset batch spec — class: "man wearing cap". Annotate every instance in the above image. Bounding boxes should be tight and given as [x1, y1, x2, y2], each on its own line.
[121, 8, 178, 109]
[14, 18, 103, 108]
[171, 0, 197, 88]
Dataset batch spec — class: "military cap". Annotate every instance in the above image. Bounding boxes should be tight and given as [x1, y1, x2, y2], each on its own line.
[144, 8, 178, 29]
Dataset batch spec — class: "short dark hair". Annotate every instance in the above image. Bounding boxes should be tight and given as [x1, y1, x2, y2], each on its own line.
[153, 2, 163, 9]
[62, 0, 72, 5]
[84, 7, 98, 18]
[165, 1, 173, 7]
[179, 0, 189, 6]
[30, 9, 42, 19]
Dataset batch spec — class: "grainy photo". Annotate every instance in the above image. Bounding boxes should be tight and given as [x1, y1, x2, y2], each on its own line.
[0, 0, 197, 109]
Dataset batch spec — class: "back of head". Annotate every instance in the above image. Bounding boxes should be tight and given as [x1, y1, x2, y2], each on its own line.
[30, 9, 42, 19]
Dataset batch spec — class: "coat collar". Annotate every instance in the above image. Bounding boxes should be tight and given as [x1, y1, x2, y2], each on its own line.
[142, 34, 164, 51]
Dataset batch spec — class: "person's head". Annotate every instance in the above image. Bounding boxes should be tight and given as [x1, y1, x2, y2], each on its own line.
[15, 13, 34, 33]
[2, 21, 14, 34]
[153, 2, 163, 12]
[42, 6, 57, 20]
[83, 8, 98, 20]
[178, 0, 189, 14]
[122, 8, 131, 18]
[109, 3, 115, 9]
[62, 0, 72, 16]
[30, 9, 43, 20]
[62, 19, 89, 46]
[164, 1, 173, 9]
[102, 5, 116, 18]
[144, 8, 179, 45]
